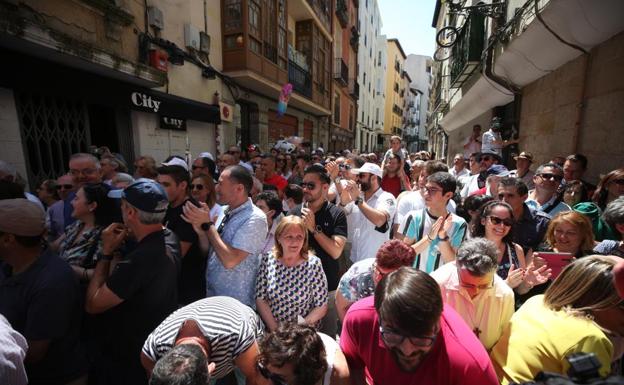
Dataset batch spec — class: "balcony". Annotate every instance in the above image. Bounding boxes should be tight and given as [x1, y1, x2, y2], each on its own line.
[336, 0, 348, 28]
[450, 13, 485, 89]
[289, 0, 332, 41]
[289, 60, 312, 99]
[349, 78, 359, 100]
[350, 26, 359, 51]
[333, 58, 348, 86]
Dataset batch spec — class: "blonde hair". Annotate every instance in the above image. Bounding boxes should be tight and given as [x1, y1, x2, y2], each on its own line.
[544, 255, 620, 318]
[545, 211, 595, 252]
[272, 215, 309, 260]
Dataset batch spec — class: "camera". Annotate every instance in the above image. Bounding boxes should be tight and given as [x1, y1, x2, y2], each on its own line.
[512, 353, 624, 385]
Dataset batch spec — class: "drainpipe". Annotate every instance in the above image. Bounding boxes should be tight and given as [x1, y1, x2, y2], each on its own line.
[571, 53, 590, 153]
[483, 40, 520, 95]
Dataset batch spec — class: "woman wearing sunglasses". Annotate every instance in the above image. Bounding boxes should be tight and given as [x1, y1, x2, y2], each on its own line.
[256, 324, 350, 385]
[490, 255, 623, 384]
[470, 201, 548, 293]
[255, 216, 328, 331]
[190, 173, 222, 224]
[593, 168, 624, 211]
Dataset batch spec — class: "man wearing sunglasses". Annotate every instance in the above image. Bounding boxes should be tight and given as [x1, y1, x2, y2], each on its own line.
[526, 163, 571, 216]
[47, 173, 76, 241]
[340, 267, 498, 385]
[431, 238, 515, 350]
[460, 151, 501, 198]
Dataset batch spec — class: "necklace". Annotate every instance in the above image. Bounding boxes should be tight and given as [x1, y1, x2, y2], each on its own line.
[462, 294, 488, 338]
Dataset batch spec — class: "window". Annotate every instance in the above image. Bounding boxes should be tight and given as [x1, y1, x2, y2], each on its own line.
[263, 0, 277, 63]
[277, 0, 287, 69]
[248, 0, 261, 54]
[334, 92, 341, 125]
[224, 0, 242, 32]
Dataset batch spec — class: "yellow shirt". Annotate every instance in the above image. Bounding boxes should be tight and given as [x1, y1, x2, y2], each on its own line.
[490, 295, 613, 384]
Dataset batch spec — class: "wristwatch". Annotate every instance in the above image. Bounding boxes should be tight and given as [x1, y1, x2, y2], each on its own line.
[354, 197, 363, 206]
[201, 222, 214, 231]
[313, 225, 323, 235]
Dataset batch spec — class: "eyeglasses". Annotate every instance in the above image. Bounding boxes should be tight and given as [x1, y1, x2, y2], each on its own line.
[379, 325, 437, 348]
[488, 216, 513, 227]
[339, 164, 351, 170]
[423, 186, 442, 195]
[457, 271, 495, 290]
[69, 168, 98, 177]
[256, 362, 288, 385]
[301, 182, 316, 190]
[56, 184, 74, 190]
[538, 173, 563, 182]
[190, 184, 205, 191]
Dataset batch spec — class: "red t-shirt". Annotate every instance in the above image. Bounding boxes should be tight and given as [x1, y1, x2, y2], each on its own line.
[340, 297, 498, 385]
[381, 175, 408, 198]
[264, 174, 288, 191]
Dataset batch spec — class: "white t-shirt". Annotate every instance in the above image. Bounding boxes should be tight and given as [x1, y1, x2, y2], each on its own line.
[481, 129, 502, 156]
[449, 167, 469, 180]
[319, 332, 339, 385]
[431, 262, 515, 350]
[343, 188, 397, 263]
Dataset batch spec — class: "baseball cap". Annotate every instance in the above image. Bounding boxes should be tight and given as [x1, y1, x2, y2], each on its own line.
[108, 178, 169, 213]
[514, 151, 533, 163]
[0, 198, 45, 236]
[486, 164, 510, 177]
[197, 152, 214, 161]
[351, 162, 383, 178]
[161, 157, 189, 171]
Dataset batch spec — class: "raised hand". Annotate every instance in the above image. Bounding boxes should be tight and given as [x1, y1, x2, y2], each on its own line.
[181, 201, 211, 234]
[301, 206, 316, 232]
[325, 161, 339, 180]
[524, 262, 552, 287]
[101, 223, 127, 255]
[505, 263, 524, 289]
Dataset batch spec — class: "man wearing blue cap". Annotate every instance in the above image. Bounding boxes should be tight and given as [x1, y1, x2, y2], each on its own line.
[85, 178, 178, 385]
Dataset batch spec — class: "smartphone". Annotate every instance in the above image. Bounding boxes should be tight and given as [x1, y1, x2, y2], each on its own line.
[537, 252, 574, 280]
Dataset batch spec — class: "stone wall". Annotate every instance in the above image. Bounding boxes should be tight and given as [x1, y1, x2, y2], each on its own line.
[518, 31, 624, 184]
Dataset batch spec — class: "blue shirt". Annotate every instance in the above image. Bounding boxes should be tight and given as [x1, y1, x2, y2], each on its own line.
[512, 204, 550, 253]
[206, 198, 268, 308]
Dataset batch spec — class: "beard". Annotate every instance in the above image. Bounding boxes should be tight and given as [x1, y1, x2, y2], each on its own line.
[359, 181, 371, 192]
[390, 347, 428, 372]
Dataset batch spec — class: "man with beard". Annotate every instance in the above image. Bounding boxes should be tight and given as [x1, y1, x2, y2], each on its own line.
[340, 163, 396, 263]
[340, 267, 498, 385]
[289, 164, 347, 337]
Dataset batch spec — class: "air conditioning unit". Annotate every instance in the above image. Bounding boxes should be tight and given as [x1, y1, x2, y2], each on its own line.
[199, 31, 211, 54]
[184, 23, 200, 50]
[147, 7, 163, 30]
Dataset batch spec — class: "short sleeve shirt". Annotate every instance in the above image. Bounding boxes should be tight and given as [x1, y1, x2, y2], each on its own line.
[339, 297, 499, 385]
[344, 188, 396, 263]
[255, 253, 328, 325]
[525, 196, 571, 217]
[142, 296, 264, 379]
[512, 204, 550, 252]
[403, 209, 467, 273]
[289, 201, 348, 291]
[59, 220, 103, 268]
[206, 199, 268, 308]
[394, 191, 456, 232]
[481, 129, 502, 156]
[337, 258, 375, 302]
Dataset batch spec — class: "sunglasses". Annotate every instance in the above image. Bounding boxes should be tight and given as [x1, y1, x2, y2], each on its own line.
[301, 182, 316, 190]
[488, 216, 513, 227]
[539, 173, 563, 182]
[257, 362, 288, 385]
[56, 184, 74, 190]
[190, 184, 205, 191]
[339, 164, 351, 170]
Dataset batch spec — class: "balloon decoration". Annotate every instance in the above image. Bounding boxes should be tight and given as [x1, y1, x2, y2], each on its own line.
[276, 83, 293, 118]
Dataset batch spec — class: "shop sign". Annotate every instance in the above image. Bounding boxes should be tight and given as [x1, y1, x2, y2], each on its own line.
[160, 116, 186, 131]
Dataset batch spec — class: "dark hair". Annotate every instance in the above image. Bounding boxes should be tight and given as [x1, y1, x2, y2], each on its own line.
[296, 153, 311, 163]
[350, 156, 366, 169]
[426, 172, 456, 195]
[457, 195, 495, 223]
[150, 344, 209, 385]
[226, 165, 253, 193]
[498, 177, 529, 196]
[375, 267, 442, 336]
[191, 174, 216, 208]
[564, 180, 589, 202]
[82, 183, 121, 226]
[40, 179, 60, 200]
[198, 157, 217, 178]
[593, 168, 624, 210]
[157, 165, 191, 186]
[258, 324, 327, 385]
[535, 162, 564, 176]
[303, 164, 331, 184]
[470, 200, 514, 243]
[565, 154, 588, 170]
[284, 184, 303, 204]
[254, 191, 282, 219]
[423, 160, 448, 176]
[0, 180, 25, 200]
[376, 239, 416, 269]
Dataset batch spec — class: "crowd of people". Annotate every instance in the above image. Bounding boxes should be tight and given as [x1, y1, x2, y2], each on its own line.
[1, 121, 624, 385]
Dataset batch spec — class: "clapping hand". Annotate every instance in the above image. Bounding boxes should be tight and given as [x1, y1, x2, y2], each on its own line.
[505, 264, 524, 289]
[523, 262, 552, 287]
[301, 205, 316, 232]
[182, 201, 215, 234]
[101, 223, 128, 255]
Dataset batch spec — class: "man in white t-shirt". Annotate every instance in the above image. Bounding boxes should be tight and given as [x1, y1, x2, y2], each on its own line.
[449, 153, 470, 181]
[481, 117, 518, 157]
[340, 163, 397, 263]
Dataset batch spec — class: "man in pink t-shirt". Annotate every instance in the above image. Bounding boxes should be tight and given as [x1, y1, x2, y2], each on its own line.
[340, 267, 498, 385]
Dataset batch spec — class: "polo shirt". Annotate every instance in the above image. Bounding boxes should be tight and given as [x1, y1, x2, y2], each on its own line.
[103, 229, 178, 383]
[481, 129, 502, 156]
[206, 198, 267, 308]
[431, 262, 515, 350]
[343, 188, 396, 263]
[289, 201, 348, 291]
[142, 296, 263, 380]
[512, 204, 550, 252]
[394, 190, 456, 231]
[0, 251, 86, 385]
[525, 194, 571, 217]
[490, 295, 613, 384]
[340, 297, 499, 385]
[264, 173, 288, 191]
[164, 197, 203, 305]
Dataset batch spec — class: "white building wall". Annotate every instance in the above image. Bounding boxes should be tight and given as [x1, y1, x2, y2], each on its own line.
[405, 54, 433, 143]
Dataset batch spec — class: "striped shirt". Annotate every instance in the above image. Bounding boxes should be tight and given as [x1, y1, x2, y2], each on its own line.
[142, 296, 264, 379]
